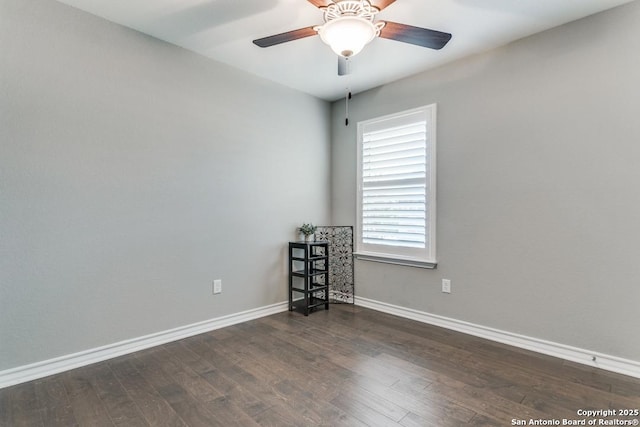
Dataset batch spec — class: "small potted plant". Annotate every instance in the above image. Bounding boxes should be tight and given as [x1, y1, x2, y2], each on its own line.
[299, 223, 317, 242]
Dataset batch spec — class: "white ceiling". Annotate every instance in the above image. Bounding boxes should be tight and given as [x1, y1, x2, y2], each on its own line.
[55, 0, 634, 101]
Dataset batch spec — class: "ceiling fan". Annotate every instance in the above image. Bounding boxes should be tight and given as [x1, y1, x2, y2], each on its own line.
[253, 0, 452, 75]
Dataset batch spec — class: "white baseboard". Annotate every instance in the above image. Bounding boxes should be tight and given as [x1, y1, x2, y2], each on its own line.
[355, 296, 640, 379]
[3, 297, 638, 390]
[0, 301, 289, 389]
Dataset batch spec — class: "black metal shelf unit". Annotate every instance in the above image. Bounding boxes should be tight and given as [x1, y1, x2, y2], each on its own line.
[288, 241, 329, 316]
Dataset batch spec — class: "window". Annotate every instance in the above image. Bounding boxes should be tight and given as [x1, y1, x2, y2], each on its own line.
[356, 105, 436, 268]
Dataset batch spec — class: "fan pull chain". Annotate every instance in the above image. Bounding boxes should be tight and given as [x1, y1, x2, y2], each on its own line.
[345, 90, 352, 126]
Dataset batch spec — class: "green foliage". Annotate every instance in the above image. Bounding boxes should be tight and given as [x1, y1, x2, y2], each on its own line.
[299, 223, 317, 236]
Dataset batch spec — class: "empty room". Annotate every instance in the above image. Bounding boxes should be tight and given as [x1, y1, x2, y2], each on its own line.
[1, 0, 639, 425]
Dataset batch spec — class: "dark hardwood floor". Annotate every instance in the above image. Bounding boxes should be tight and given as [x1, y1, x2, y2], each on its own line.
[1, 304, 639, 426]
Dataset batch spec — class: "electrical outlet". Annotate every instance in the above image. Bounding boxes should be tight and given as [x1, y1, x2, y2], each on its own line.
[213, 279, 222, 294]
[442, 279, 451, 294]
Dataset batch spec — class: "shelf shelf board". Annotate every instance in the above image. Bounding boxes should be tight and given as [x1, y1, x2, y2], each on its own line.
[292, 269, 327, 277]
[291, 256, 327, 261]
[291, 285, 328, 294]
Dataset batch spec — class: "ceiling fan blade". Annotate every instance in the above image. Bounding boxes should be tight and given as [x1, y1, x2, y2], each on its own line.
[371, 0, 397, 11]
[307, 0, 332, 8]
[253, 26, 317, 48]
[379, 21, 452, 50]
[338, 56, 350, 76]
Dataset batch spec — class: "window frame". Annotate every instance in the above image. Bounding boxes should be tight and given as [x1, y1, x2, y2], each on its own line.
[355, 104, 437, 269]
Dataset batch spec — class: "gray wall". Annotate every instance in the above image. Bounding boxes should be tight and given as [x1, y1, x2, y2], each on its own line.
[0, 0, 330, 370]
[331, 1, 640, 361]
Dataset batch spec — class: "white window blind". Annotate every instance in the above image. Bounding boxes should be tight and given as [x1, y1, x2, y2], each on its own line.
[356, 105, 436, 267]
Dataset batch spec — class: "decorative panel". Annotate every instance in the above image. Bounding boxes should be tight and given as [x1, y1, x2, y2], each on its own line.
[315, 226, 354, 303]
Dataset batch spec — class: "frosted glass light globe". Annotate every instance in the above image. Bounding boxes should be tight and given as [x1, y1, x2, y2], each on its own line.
[318, 16, 377, 57]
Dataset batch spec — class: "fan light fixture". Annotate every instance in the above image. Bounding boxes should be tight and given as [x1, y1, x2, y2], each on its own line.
[315, 0, 385, 58]
[252, 0, 454, 76]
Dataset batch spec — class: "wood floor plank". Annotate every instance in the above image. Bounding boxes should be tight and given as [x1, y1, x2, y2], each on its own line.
[190, 337, 308, 425]
[0, 387, 13, 426]
[314, 310, 499, 389]
[353, 370, 476, 423]
[228, 323, 353, 400]
[336, 381, 409, 422]
[62, 367, 115, 427]
[206, 334, 334, 425]
[109, 358, 188, 427]
[89, 364, 149, 427]
[139, 344, 220, 402]
[2, 304, 638, 426]
[7, 382, 45, 427]
[154, 382, 224, 427]
[130, 350, 227, 427]
[158, 339, 262, 426]
[398, 410, 471, 427]
[201, 396, 261, 427]
[180, 337, 273, 417]
[272, 379, 370, 427]
[330, 390, 402, 427]
[34, 377, 79, 427]
[425, 381, 545, 422]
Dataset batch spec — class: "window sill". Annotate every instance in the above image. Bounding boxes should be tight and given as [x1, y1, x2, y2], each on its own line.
[353, 252, 437, 269]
